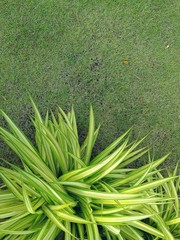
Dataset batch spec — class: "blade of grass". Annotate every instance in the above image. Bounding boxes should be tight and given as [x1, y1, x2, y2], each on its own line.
[94, 214, 151, 224]
[66, 187, 141, 200]
[120, 176, 177, 194]
[129, 221, 164, 238]
[111, 154, 169, 187]
[84, 105, 95, 165]
[42, 205, 76, 238]
[91, 128, 132, 165]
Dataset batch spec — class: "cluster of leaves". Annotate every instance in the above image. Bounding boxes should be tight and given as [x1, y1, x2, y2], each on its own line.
[0, 100, 179, 239]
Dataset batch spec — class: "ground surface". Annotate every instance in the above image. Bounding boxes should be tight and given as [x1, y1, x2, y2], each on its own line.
[0, 0, 180, 170]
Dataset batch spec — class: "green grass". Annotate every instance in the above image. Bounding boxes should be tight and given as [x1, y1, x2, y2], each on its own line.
[0, 0, 179, 169]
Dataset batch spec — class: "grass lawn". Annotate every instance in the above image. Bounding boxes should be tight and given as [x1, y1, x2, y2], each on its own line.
[0, 0, 179, 169]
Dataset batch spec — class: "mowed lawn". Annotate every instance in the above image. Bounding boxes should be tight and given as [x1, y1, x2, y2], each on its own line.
[0, 0, 179, 169]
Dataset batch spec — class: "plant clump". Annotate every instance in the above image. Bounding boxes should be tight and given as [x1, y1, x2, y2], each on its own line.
[0, 99, 179, 239]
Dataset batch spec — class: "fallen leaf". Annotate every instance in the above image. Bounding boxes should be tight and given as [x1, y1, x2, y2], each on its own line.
[123, 60, 129, 65]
